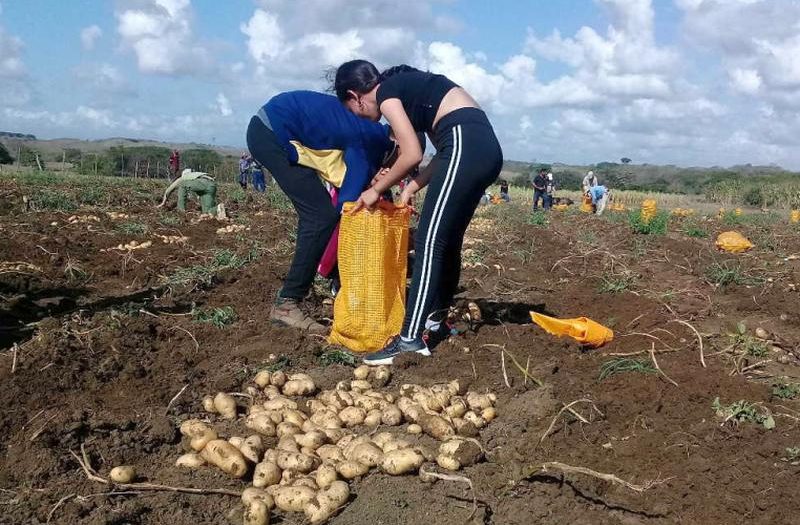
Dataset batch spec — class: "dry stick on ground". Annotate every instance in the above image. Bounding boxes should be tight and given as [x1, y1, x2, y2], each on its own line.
[536, 462, 673, 493]
[168, 325, 199, 351]
[70, 445, 241, 497]
[419, 465, 478, 518]
[540, 399, 604, 443]
[620, 331, 677, 351]
[649, 343, 679, 387]
[669, 319, 705, 368]
[47, 493, 76, 524]
[500, 351, 511, 388]
[165, 384, 189, 415]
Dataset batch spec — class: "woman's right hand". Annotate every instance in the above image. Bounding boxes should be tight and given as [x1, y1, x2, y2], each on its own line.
[351, 187, 381, 213]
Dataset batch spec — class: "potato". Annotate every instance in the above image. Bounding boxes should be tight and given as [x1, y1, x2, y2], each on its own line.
[418, 413, 455, 440]
[481, 407, 496, 423]
[214, 392, 237, 419]
[276, 450, 317, 473]
[276, 422, 302, 439]
[180, 419, 218, 451]
[381, 405, 402, 426]
[292, 477, 319, 490]
[336, 460, 369, 479]
[316, 444, 345, 463]
[240, 435, 264, 463]
[339, 406, 366, 427]
[273, 485, 316, 512]
[202, 395, 216, 413]
[263, 385, 280, 399]
[254, 370, 271, 388]
[200, 439, 248, 478]
[397, 398, 422, 422]
[372, 365, 391, 387]
[437, 438, 483, 470]
[466, 392, 492, 411]
[263, 449, 277, 463]
[310, 410, 343, 430]
[283, 378, 316, 397]
[445, 397, 467, 419]
[300, 446, 317, 458]
[270, 371, 287, 388]
[354, 395, 387, 412]
[407, 424, 422, 435]
[246, 386, 261, 398]
[246, 414, 277, 437]
[306, 399, 328, 414]
[448, 380, 466, 396]
[372, 432, 395, 449]
[382, 439, 411, 453]
[314, 463, 338, 490]
[175, 452, 206, 469]
[282, 409, 307, 428]
[242, 487, 275, 509]
[281, 469, 303, 486]
[243, 500, 269, 525]
[353, 365, 370, 380]
[335, 380, 350, 391]
[348, 442, 383, 467]
[277, 435, 300, 453]
[295, 430, 328, 450]
[454, 418, 479, 438]
[463, 411, 487, 429]
[263, 397, 297, 411]
[364, 409, 382, 427]
[320, 428, 347, 444]
[253, 461, 282, 488]
[382, 449, 424, 475]
[305, 480, 349, 524]
[350, 379, 372, 392]
[109, 465, 136, 483]
[436, 454, 460, 471]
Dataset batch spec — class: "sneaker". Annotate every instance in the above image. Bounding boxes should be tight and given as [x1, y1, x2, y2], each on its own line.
[363, 336, 431, 366]
[270, 297, 327, 335]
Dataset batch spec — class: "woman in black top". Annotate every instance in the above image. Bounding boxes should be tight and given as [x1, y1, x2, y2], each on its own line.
[334, 60, 503, 365]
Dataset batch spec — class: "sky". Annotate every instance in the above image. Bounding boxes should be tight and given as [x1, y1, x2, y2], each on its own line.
[2, 0, 800, 168]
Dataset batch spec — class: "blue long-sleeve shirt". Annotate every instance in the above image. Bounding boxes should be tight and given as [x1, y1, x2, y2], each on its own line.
[259, 91, 392, 209]
[590, 185, 608, 204]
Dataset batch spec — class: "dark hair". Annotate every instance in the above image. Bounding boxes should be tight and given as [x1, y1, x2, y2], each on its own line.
[332, 61, 423, 100]
[332, 60, 380, 101]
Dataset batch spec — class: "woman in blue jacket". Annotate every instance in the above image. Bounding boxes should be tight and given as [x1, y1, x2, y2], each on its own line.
[247, 91, 393, 334]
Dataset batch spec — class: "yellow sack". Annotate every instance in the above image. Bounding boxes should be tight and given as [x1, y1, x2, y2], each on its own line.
[580, 195, 593, 213]
[553, 203, 569, 211]
[715, 231, 753, 253]
[734, 208, 742, 216]
[640, 199, 657, 224]
[530, 312, 614, 348]
[671, 208, 694, 217]
[328, 202, 410, 352]
[791, 210, 800, 224]
[609, 202, 626, 212]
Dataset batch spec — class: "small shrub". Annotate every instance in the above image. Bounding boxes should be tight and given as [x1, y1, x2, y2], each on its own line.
[32, 190, 76, 211]
[193, 306, 237, 328]
[116, 221, 148, 235]
[597, 274, 635, 294]
[629, 210, 668, 235]
[684, 225, 708, 238]
[318, 349, 357, 367]
[706, 262, 764, 286]
[772, 382, 800, 400]
[526, 210, 548, 226]
[712, 397, 775, 429]
[598, 358, 657, 381]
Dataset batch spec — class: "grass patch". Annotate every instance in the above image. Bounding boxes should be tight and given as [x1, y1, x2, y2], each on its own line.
[629, 210, 669, 235]
[598, 358, 657, 381]
[167, 246, 261, 287]
[193, 306, 237, 328]
[597, 273, 635, 294]
[712, 397, 775, 429]
[264, 186, 293, 211]
[526, 210, 548, 226]
[705, 262, 764, 286]
[266, 355, 291, 372]
[159, 214, 180, 226]
[78, 186, 105, 206]
[772, 382, 800, 400]
[115, 221, 149, 235]
[577, 231, 598, 245]
[731, 322, 770, 358]
[783, 447, 800, 463]
[31, 190, 77, 211]
[683, 224, 708, 238]
[318, 349, 357, 367]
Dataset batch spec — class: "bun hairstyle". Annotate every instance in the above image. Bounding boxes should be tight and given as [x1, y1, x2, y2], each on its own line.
[333, 61, 422, 100]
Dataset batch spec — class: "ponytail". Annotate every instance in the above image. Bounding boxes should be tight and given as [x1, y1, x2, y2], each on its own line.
[332, 60, 380, 101]
[380, 64, 421, 81]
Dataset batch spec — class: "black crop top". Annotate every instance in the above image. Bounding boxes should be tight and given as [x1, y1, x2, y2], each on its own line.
[376, 71, 459, 133]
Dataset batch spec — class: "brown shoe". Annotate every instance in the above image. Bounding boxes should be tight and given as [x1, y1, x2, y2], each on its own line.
[270, 298, 327, 334]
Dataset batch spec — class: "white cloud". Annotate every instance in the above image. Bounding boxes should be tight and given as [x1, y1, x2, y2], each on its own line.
[214, 93, 232, 117]
[115, 0, 210, 75]
[729, 68, 761, 94]
[80, 25, 102, 50]
[0, 8, 32, 107]
[72, 63, 134, 95]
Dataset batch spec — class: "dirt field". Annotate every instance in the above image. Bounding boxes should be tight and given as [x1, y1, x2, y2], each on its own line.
[1, 173, 799, 525]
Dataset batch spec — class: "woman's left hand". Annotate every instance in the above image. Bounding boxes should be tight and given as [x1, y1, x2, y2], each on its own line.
[351, 187, 381, 213]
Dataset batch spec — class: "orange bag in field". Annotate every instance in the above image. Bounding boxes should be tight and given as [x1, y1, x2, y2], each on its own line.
[640, 199, 657, 223]
[328, 202, 410, 352]
[715, 231, 753, 253]
[530, 312, 614, 348]
[791, 210, 800, 224]
[580, 195, 593, 213]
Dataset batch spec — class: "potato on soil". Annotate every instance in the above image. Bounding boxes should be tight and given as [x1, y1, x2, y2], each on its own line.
[276, 421, 303, 439]
[339, 406, 366, 427]
[270, 371, 287, 388]
[372, 365, 391, 387]
[202, 395, 216, 413]
[353, 365, 370, 380]
[436, 438, 483, 471]
[463, 411, 487, 429]
[282, 409, 307, 427]
[253, 461, 282, 488]
[407, 424, 422, 435]
[316, 444, 345, 463]
[109, 466, 136, 483]
[315, 463, 338, 490]
[310, 410, 343, 429]
[348, 442, 384, 467]
[372, 432, 395, 448]
[481, 407, 497, 422]
[364, 409, 382, 427]
[350, 379, 372, 392]
[273, 485, 317, 512]
[243, 500, 270, 525]
[305, 480, 350, 524]
[263, 397, 297, 411]
[292, 477, 319, 490]
[382, 439, 411, 453]
[295, 430, 328, 450]
[254, 370, 271, 387]
[283, 377, 316, 397]
[180, 419, 218, 451]
[214, 392, 237, 419]
[239, 435, 264, 463]
[200, 439, 248, 478]
[381, 405, 402, 426]
[242, 487, 275, 509]
[175, 453, 206, 469]
[246, 413, 277, 437]
[277, 435, 300, 452]
[336, 460, 369, 479]
[382, 449, 424, 475]
[466, 392, 493, 411]
[276, 450, 317, 473]
[418, 413, 455, 440]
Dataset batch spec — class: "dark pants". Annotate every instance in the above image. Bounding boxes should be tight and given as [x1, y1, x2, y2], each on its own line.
[402, 108, 503, 339]
[533, 189, 545, 210]
[543, 193, 553, 210]
[253, 170, 266, 192]
[238, 170, 249, 189]
[246, 117, 338, 300]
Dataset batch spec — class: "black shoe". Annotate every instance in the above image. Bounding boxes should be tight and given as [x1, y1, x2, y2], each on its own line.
[363, 336, 430, 366]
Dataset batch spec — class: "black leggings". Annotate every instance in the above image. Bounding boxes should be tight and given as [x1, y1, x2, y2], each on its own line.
[246, 116, 338, 300]
[403, 108, 503, 339]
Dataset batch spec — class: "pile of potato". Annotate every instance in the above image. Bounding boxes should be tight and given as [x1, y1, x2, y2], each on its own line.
[216, 224, 249, 235]
[107, 211, 130, 220]
[156, 234, 189, 244]
[174, 366, 497, 524]
[103, 240, 153, 252]
[67, 214, 100, 224]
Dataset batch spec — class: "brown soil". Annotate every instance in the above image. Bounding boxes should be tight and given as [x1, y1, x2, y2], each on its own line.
[1, 177, 799, 525]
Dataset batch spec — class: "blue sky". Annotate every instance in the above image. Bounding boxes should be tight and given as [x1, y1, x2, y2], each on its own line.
[2, 0, 800, 168]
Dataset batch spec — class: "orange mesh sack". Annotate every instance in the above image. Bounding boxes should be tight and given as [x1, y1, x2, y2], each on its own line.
[329, 202, 410, 352]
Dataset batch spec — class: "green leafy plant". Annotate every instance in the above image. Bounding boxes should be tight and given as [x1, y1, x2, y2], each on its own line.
[116, 221, 148, 235]
[193, 306, 237, 328]
[159, 214, 180, 226]
[526, 210, 548, 226]
[712, 397, 775, 429]
[318, 349, 357, 367]
[772, 382, 800, 400]
[683, 225, 708, 238]
[266, 355, 291, 372]
[705, 262, 764, 287]
[598, 358, 657, 381]
[31, 190, 76, 211]
[783, 447, 800, 463]
[597, 273, 635, 294]
[629, 210, 669, 235]
[730, 322, 769, 358]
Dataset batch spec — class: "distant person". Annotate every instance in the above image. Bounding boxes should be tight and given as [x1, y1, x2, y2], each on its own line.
[589, 184, 609, 215]
[157, 168, 218, 214]
[480, 191, 492, 206]
[499, 179, 510, 202]
[582, 170, 598, 196]
[239, 153, 252, 189]
[252, 165, 266, 192]
[544, 172, 555, 209]
[532, 168, 547, 210]
[168, 149, 181, 179]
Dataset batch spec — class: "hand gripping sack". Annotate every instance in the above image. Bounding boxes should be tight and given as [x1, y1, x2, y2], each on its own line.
[328, 202, 411, 352]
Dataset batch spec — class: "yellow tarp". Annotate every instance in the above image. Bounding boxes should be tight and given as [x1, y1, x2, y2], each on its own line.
[530, 312, 614, 348]
[328, 202, 410, 352]
[715, 231, 753, 253]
